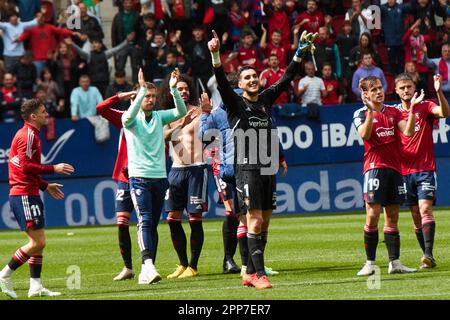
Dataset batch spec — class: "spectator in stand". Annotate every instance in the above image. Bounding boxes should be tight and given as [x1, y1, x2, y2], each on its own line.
[335, 21, 358, 84]
[201, 0, 231, 40]
[352, 52, 387, 99]
[159, 51, 186, 78]
[184, 25, 212, 91]
[423, 43, 450, 98]
[104, 70, 133, 111]
[404, 61, 428, 96]
[35, 85, 67, 119]
[227, 29, 263, 71]
[349, 32, 382, 74]
[0, 11, 39, 72]
[380, 0, 415, 75]
[241, 0, 265, 32]
[314, 26, 341, 79]
[259, 54, 289, 105]
[321, 63, 344, 105]
[111, 0, 140, 84]
[83, 0, 103, 22]
[410, 0, 446, 34]
[0, 1, 17, 22]
[402, 18, 434, 89]
[70, 74, 103, 121]
[38, 67, 60, 106]
[73, 2, 104, 47]
[16, 0, 41, 22]
[67, 34, 131, 98]
[0, 73, 23, 123]
[260, 25, 300, 69]
[228, 1, 249, 46]
[263, 0, 293, 47]
[12, 51, 37, 99]
[293, 0, 325, 34]
[134, 12, 156, 50]
[15, 12, 78, 78]
[432, 16, 450, 58]
[46, 42, 80, 115]
[297, 61, 327, 107]
[142, 30, 169, 86]
[345, 0, 371, 38]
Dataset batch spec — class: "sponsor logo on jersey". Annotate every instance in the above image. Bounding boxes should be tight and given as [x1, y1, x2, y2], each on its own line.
[248, 116, 269, 128]
[375, 126, 395, 137]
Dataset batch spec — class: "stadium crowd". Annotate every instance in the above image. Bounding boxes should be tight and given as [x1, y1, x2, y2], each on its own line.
[0, 0, 449, 124]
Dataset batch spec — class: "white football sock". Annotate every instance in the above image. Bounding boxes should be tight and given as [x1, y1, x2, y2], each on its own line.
[0, 265, 14, 278]
[30, 277, 42, 291]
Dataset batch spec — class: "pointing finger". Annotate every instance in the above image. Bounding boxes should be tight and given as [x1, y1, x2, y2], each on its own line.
[212, 30, 219, 40]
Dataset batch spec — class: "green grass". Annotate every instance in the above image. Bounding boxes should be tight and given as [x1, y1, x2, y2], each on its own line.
[1, 209, 450, 300]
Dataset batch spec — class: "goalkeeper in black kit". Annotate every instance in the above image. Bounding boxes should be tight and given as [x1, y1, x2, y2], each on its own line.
[207, 29, 318, 289]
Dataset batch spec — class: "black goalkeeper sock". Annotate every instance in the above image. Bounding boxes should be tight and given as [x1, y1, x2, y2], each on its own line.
[247, 233, 265, 277]
[261, 231, 268, 254]
[238, 226, 249, 267]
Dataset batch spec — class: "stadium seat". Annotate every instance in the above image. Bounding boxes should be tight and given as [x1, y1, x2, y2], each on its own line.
[343, 0, 353, 9]
[404, 14, 415, 28]
[377, 43, 389, 70]
[331, 15, 346, 33]
[385, 73, 395, 100]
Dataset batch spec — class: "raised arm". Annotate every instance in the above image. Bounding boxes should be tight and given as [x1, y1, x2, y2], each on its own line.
[122, 69, 147, 128]
[431, 75, 450, 118]
[355, 94, 374, 140]
[263, 31, 318, 105]
[208, 30, 243, 114]
[105, 39, 129, 59]
[198, 91, 216, 141]
[160, 68, 188, 125]
[260, 24, 268, 49]
[68, 38, 91, 62]
[398, 90, 422, 137]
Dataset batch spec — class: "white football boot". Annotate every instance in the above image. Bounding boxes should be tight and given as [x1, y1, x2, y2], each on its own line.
[388, 260, 417, 274]
[113, 267, 135, 281]
[138, 264, 162, 285]
[0, 276, 17, 299]
[28, 285, 61, 298]
[357, 261, 377, 276]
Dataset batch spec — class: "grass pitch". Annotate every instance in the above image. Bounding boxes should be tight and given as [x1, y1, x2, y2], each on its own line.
[1, 210, 450, 300]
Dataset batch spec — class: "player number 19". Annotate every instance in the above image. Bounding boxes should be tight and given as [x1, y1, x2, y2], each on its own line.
[368, 178, 380, 191]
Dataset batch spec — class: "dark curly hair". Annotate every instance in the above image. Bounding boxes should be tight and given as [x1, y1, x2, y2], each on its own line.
[158, 73, 198, 110]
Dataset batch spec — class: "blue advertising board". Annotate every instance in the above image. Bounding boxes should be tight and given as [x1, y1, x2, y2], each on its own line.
[1, 103, 450, 229]
[2, 158, 450, 230]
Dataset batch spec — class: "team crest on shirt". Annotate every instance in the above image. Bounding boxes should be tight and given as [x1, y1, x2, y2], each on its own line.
[415, 112, 420, 118]
[389, 116, 394, 124]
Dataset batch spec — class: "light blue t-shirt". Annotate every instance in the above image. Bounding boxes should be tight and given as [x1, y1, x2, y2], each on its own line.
[122, 86, 187, 179]
[0, 19, 38, 57]
[70, 86, 103, 119]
